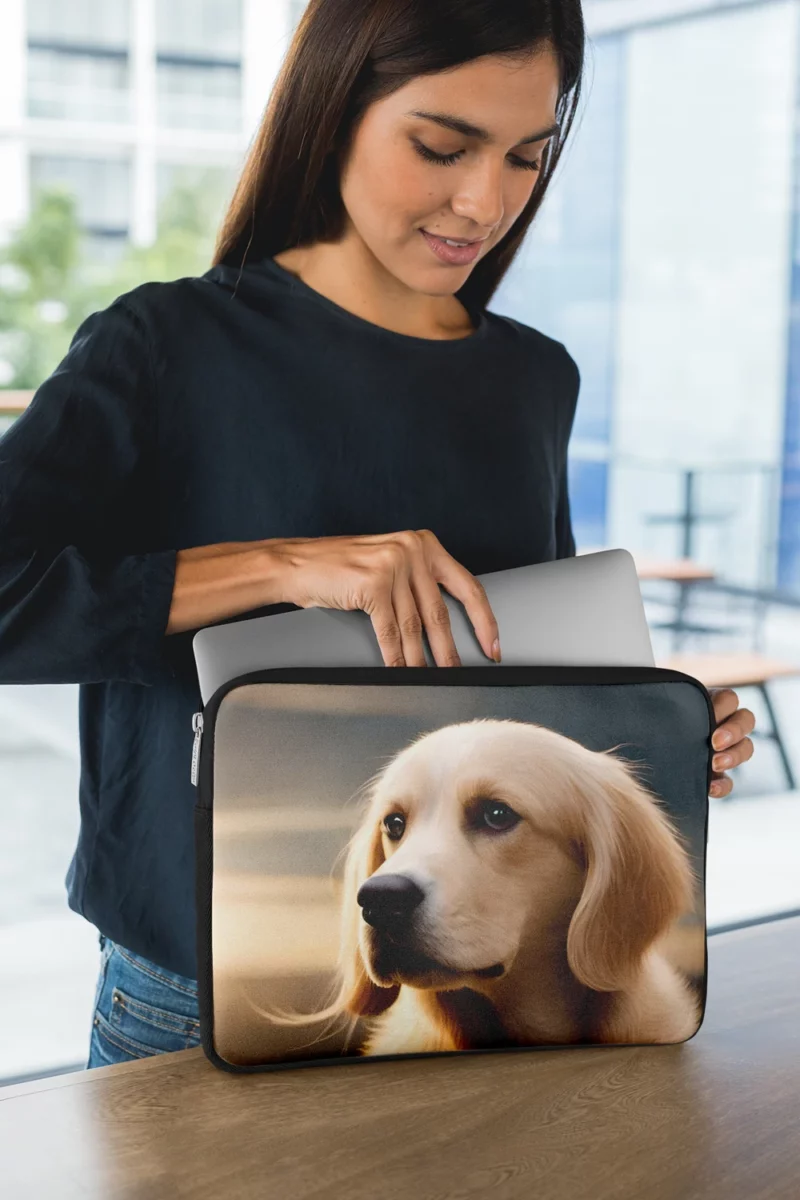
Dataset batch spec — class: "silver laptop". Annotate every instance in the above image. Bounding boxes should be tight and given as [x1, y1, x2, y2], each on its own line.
[193, 548, 654, 704]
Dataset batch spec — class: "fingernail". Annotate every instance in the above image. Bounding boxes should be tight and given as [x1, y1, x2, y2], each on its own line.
[492, 638, 501, 663]
[714, 754, 732, 770]
[710, 781, 722, 795]
[714, 730, 733, 749]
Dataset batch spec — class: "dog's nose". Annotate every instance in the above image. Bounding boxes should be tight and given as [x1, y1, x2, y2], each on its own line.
[357, 874, 424, 932]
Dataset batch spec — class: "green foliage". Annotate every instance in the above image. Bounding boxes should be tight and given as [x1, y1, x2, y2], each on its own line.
[0, 171, 230, 391]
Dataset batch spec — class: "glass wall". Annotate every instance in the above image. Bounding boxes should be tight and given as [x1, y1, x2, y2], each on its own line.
[610, 0, 795, 588]
[495, 0, 800, 936]
[778, 9, 800, 590]
[497, 2, 798, 591]
[493, 35, 627, 552]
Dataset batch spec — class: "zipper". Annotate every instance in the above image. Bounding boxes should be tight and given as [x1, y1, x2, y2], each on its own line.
[193, 665, 714, 811]
[191, 711, 204, 786]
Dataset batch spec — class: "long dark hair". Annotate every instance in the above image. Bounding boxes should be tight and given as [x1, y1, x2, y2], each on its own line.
[212, 0, 585, 313]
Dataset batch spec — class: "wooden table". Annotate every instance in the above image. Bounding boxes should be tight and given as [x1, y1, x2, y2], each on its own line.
[2, 917, 799, 1200]
[630, 555, 717, 585]
[578, 548, 716, 582]
[0, 391, 33, 417]
[660, 652, 800, 691]
[659, 652, 800, 791]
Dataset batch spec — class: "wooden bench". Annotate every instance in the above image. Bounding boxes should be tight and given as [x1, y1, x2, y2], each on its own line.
[658, 652, 800, 792]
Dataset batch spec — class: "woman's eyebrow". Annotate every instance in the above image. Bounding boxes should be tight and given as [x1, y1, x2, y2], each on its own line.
[405, 109, 560, 146]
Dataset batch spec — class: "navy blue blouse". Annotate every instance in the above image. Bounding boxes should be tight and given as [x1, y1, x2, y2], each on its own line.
[0, 255, 580, 977]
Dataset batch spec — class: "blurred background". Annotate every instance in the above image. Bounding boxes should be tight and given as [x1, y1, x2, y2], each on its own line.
[1, 0, 799, 1084]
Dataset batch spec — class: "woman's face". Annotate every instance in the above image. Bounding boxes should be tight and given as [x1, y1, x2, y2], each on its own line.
[337, 48, 561, 296]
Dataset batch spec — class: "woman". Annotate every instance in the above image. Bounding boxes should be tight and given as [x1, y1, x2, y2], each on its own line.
[0, 0, 754, 1068]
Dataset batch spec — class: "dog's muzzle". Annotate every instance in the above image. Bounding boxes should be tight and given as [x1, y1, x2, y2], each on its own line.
[357, 874, 424, 938]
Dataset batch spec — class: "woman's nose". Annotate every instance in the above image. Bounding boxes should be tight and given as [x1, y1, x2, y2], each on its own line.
[451, 163, 505, 229]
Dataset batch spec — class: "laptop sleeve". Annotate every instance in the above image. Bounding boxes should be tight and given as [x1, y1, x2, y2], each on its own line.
[192, 665, 713, 1073]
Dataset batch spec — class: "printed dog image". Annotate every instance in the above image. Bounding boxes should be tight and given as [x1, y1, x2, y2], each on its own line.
[325, 717, 701, 1053]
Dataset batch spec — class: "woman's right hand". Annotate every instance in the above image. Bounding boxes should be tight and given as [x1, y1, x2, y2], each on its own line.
[271, 529, 501, 667]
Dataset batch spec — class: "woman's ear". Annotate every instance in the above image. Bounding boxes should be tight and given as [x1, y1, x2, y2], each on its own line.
[566, 754, 696, 992]
[337, 804, 399, 1017]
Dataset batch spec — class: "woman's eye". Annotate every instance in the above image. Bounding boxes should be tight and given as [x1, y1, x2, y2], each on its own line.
[412, 140, 541, 173]
[480, 801, 521, 833]
[383, 813, 406, 841]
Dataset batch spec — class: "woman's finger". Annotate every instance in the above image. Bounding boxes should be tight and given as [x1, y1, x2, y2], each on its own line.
[713, 735, 755, 774]
[426, 543, 499, 662]
[712, 706, 756, 751]
[407, 567, 461, 667]
[710, 774, 733, 799]
[365, 585, 407, 667]
[392, 574, 430, 667]
[711, 687, 740, 726]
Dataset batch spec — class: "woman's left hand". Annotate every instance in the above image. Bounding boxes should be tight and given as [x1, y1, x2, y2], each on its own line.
[709, 688, 756, 797]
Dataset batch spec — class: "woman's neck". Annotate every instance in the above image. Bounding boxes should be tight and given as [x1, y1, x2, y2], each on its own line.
[272, 240, 476, 341]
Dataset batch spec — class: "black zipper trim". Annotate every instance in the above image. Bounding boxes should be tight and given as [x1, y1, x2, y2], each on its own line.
[195, 663, 716, 811]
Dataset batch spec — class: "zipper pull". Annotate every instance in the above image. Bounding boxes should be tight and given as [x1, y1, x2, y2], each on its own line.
[190, 711, 204, 786]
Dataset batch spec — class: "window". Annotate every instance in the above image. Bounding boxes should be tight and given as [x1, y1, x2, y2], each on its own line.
[155, 0, 242, 132]
[156, 0, 241, 60]
[27, 0, 129, 46]
[156, 161, 236, 233]
[29, 155, 131, 240]
[156, 61, 241, 132]
[288, 0, 309, 31]
[26, 0, 130, 124]
[27, 49, 130, 124]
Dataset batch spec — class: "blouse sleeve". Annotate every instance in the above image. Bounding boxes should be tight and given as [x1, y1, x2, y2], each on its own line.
[554, 344, 580, 560]
[0, 298, 177, 686]
[555, 467, 576, 559]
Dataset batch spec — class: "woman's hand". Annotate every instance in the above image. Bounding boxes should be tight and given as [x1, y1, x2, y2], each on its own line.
[273, 528, 501, 667]
[709, 688, 756, 797]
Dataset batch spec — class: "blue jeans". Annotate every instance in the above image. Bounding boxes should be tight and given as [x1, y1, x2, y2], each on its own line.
[86, 933, 201, 1068]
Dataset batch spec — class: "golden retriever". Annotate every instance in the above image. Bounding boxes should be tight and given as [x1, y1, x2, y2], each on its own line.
[329, 718, 702, 1054]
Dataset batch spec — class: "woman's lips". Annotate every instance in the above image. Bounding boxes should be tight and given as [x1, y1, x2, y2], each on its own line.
[420, 229, 484, 265]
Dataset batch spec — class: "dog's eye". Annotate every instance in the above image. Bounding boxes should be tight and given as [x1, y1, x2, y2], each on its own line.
[479, 800, 520, 833]
[383, 813, 406, 841]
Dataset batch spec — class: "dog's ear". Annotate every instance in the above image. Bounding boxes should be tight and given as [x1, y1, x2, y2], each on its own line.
[566, 754, 696, 992]
[337, 805, 400, 1017]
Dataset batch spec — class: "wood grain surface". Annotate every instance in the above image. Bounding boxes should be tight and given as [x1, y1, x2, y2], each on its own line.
[1, 917, 799, 1200]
